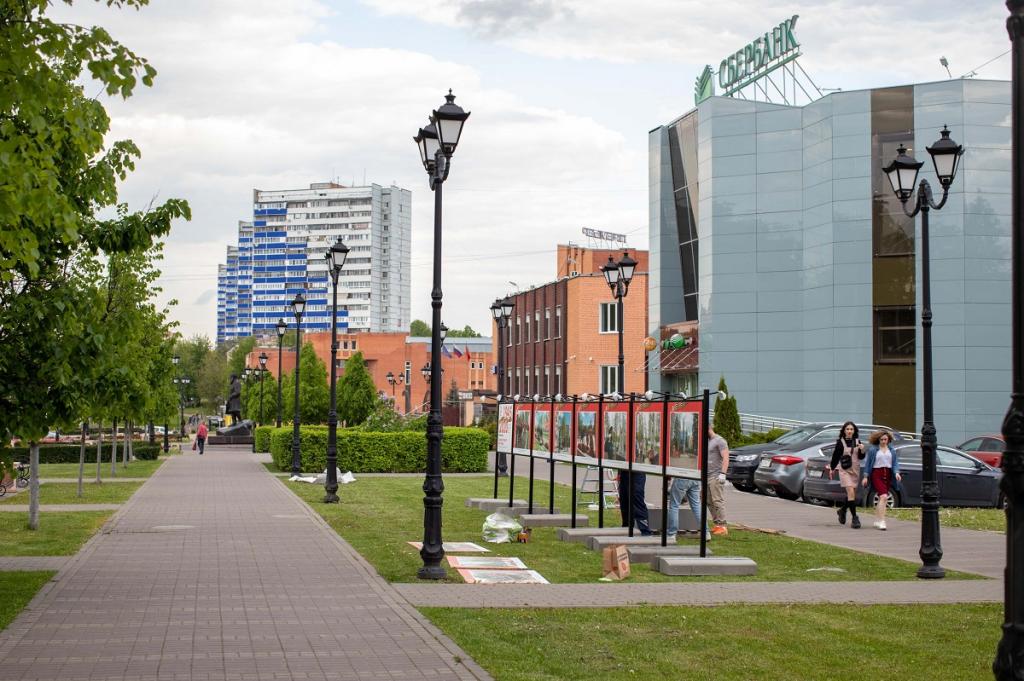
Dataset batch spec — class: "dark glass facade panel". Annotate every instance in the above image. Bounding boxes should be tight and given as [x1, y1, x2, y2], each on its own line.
[668, 112, 700, 321]
[871, 88, 916, 258]
[874, 306, 916, 363]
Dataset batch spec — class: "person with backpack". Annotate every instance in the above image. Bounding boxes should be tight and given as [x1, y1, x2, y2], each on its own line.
[827, 421, 865, 528]
[195, 420, 208, 455]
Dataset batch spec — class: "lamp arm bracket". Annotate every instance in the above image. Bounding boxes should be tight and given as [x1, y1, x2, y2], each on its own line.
[921, 179, 950, 211]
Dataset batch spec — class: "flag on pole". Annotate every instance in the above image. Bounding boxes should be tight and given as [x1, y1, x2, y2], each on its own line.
[465, 345, 472, 361]
[442, 346, 452, 359]
[451, 346, 463, 358]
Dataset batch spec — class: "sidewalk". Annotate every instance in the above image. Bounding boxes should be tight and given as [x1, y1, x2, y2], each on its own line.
[0, 446, 490, 681]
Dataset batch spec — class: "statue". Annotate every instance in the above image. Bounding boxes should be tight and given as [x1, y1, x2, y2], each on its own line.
[225, 374, 242, 423]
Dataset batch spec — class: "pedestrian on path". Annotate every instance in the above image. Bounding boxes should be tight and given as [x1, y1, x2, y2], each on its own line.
[828, 421, 865, 529]
[707, 426, 730, 536]
[862, 430, 902, 531]
[196, 421, 208, 455]
[667, 475, 711, 541]
[618, 469, 653, 536]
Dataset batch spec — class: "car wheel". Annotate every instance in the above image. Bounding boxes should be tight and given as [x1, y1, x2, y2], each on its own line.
[997, 492, 1007, 510]
[734, 484, 756, 493]
[777, 488, 800, 501]
[869, 491, 899, 509]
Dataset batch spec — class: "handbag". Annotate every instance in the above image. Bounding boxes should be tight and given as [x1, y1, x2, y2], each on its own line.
[192, 440, 197, 451]
[840, 453, 853, 470]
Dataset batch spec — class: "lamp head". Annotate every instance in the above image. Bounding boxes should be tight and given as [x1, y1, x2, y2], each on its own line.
[601, 255, 619, 289]
[490, 300, 502, 320]
[258, 352, 268, 369]
[501, 298, 515, 319]
[276, 318, 287, 337]
[430, 89, 470, 156]
[617, 251, 638, 287]
[926, 125, 963, 188]
[172, 355, 180, 366]
[327, 236, 349, 274]
[291, 292, 306, 320]
[882, 144, 923, 203]
[413, 123, 440, 172]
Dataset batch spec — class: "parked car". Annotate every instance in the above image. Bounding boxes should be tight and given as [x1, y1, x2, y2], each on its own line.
[956, 435, 1005, 468]
[40, 431, 73, 444]
[747, 423, 906, 500]
[803, 442, 1003, 509]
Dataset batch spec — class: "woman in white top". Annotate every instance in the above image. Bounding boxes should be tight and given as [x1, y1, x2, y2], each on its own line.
[861, 431, 903, 531]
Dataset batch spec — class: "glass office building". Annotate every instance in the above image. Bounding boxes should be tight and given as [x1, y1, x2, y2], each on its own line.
[648, 79, 1010, 441]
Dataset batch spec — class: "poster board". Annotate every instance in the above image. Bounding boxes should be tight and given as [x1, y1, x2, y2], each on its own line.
[496, 403, 514, 453]
[514, 398, 703, 479]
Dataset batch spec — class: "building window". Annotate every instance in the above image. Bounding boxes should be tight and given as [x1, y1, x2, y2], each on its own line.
[600, 365, 619, 394]
[555, 366, 562, 394]
[555, 306, 562, 338]
[516, 368, 521, 395]
[874, 307, 916, 364]
[535, 367, 541, 394]
[505, 321, 512, 347]
[506, 373, 512, 396]
[534, 311, 541, 342]
[599, 302, 618, 333]
[524, 315, 530, 344]
[544, 366, 550, 394]
[545, 308, 551, 339]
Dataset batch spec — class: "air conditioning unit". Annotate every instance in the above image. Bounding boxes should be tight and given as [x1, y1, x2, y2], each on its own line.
[569, 270, 580, 277]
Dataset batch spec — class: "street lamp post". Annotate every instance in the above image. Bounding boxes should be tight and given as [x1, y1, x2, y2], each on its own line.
[258, 353, 268, 425]
[289, 293, 306, 476]
[167, 354, 179, 453]
[601, 252, 638, 394]
[412, 90, 469, 580]
[276, 318, 287, 428]
[386, 371, 405, 407]
[996, 3, 1024, 676]
[490, 298, 514, 475]
[882, 127, 963, 580]
[324, 237, 349, 504]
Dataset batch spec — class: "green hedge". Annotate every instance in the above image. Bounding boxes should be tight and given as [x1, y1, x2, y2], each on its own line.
[2, 443, 163, 463]
[268, 426, 488, 474]
[254, 426, 274, 453]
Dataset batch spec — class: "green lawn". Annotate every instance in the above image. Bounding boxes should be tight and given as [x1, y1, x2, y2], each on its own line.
[0, 482, 143, 505]
[424, 603, 1000, 681]
[280, 474, 978, 583]
[0, 571, 55, 632]
[0, 512, 111, 555]
[888, 507, 1005, 532]
[37, 457, 166, 479]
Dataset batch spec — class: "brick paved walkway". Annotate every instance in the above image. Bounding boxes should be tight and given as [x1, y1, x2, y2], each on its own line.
[0, 446, 489, 681]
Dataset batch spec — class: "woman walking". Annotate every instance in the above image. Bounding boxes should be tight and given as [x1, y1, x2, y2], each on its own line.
[828, 421, 864, 528]
[862, 430, 902, 530]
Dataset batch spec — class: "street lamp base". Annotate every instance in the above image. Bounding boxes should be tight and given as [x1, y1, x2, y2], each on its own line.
[417, 564, 447, 580]
[323, 492, 339, 504]
[916, 564, 946, 579]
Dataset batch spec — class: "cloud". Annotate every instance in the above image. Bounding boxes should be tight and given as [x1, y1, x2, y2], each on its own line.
[455, 0, 573, 36]
[193, 289, 216, 306]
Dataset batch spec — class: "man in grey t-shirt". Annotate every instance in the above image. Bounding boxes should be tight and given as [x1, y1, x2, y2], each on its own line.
[707, 427, 730, 536]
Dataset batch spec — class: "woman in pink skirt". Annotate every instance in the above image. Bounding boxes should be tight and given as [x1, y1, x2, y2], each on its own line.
[861, 430, 902, 531]
[828, 421, 865, 528]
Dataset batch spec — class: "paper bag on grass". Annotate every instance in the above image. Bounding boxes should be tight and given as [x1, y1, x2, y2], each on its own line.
[602, 544, 630, 580]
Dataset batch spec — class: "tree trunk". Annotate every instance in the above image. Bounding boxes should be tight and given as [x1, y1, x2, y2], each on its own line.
[110, 420, 118, 477]
[77, 421, 86, 498]
[28, 442, 40, 530]
[95, 421, 103, 483]
[123, 420, 130, 468]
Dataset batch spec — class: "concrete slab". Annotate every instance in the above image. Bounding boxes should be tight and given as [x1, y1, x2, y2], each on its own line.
[587, 535, 664, 551]
[557, 526, 630, 543]
[656, 555, 757, 576]
[646, 506, 700, 532]
[519, 513, 589, 528]
[466, 497, 527, 510]
[626, 545, 713, 564]
[493, 505, 560, 517]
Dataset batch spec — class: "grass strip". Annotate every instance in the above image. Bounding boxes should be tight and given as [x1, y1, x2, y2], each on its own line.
[0, 482, 143, 505]
[888, 507, 1005, 532]
[35, 457, 167, 479]
[423, 603, 1000, 681]
[0, 571, 55, 632]
[280, 474, 979, 583]
[0, 512, 111, 556]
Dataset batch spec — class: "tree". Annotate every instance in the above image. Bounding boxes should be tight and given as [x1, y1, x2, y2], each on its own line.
[409, 319, 431, 337]
[336, 352, 376, 426]
[242, 370, 277, 425]
[196, 350, 228, 410]
[173, 335, 211, 388]
[227, 337, 256, 381]
[712, 375, 742, 446]
[447, 325, 481, 338]
[0, 1, 190, 528]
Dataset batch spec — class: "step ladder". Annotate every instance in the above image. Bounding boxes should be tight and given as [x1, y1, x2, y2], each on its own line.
[578, 466, 619, 509]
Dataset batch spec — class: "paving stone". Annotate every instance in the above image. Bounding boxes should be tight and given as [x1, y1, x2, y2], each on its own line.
[557, 526, 630, 543]
[492, 505, 559, 517]
[625, 545, 712, 564]
[518, 513, 589, 527]
[656, 555, 758, 576]
[587, 535, 665, 551]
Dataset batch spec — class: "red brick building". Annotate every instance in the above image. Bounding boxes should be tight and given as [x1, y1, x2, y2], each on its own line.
[493, 245, 649, 398]
[248, 332, 495, 415]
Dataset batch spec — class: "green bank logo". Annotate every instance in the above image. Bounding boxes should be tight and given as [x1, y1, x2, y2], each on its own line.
[694, 65, 714, 105]
[696, 15, 801, 102]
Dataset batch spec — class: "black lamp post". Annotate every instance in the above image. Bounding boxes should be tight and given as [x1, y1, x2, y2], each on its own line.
[386, 371, 405, 405]
[601, 252, 638, 394]
[413, 91, 469, 579]
[882, 127, 963, 580]
[276, 318, 287, 428]
[166, 354, 179, 453]
[289, 293, 306, 476]
[258, 353, 268, 425]
[178, 377, 190, 442]
[324, 237, 349, 504]
[491, 298, 514, 475]
[996, 3, 1024, 676]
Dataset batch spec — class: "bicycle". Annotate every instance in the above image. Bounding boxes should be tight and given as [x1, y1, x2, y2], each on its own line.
[15, 461, 29, 489]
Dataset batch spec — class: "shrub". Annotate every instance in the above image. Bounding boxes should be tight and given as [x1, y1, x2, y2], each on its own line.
[733, 428, 788, 448]
[2, 443, 163, 463]
[712, 375, 742, 446]
[254, 425, 274, 453]
[361, 398, 405, 432]
[404, 414, 428, 431]
[267, 425, 488, 474]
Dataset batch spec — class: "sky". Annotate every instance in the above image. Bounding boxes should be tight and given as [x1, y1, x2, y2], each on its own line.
[54, 0, 1012, 342]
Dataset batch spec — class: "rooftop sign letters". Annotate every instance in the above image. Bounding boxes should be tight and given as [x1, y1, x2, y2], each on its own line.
[695, 15, 801, 104]
[582, 227, 627, 243]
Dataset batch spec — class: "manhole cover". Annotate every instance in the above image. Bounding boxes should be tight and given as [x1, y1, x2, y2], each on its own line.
[150, 525, 194, 531]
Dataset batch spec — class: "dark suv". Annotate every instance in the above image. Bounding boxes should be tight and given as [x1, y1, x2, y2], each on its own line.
[727, 422, 907, 493]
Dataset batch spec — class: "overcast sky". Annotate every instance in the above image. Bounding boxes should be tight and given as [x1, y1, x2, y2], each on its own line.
[55, 0, 1011, 342]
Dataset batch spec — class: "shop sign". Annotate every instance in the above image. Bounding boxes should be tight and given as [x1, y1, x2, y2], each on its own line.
[695, 15, 801, 104]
